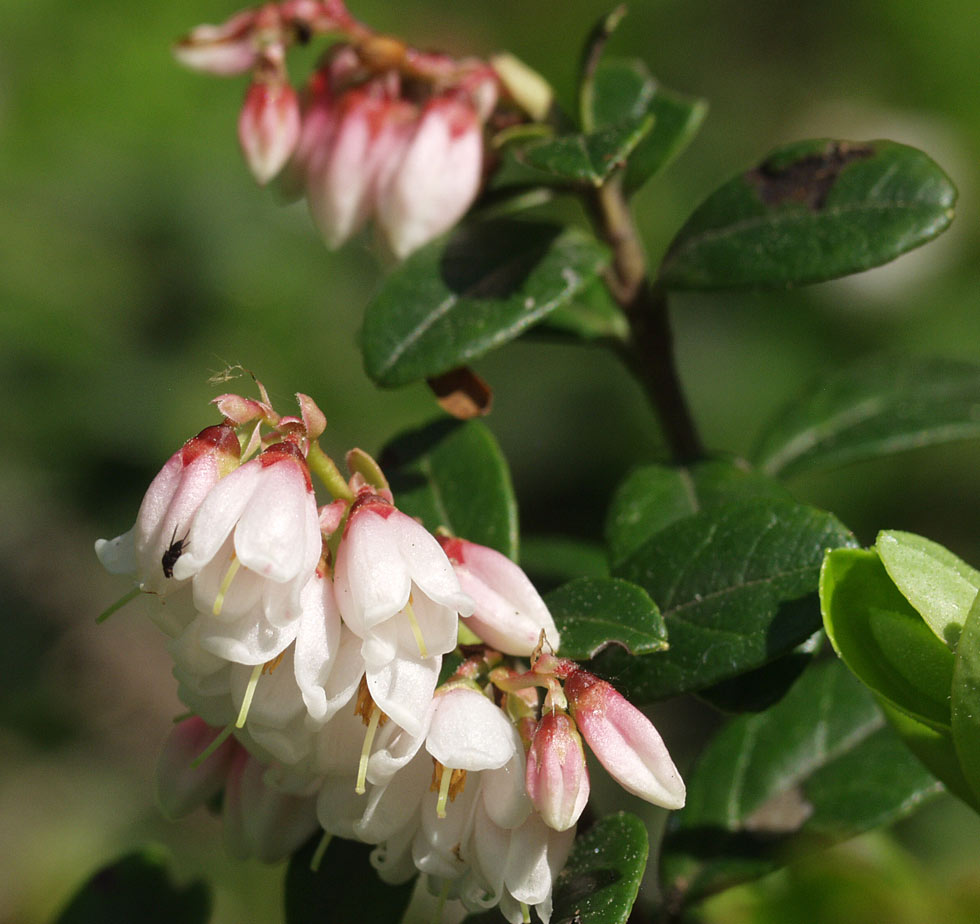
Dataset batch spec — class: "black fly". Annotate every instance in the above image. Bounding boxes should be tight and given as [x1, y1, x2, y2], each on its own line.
[162, 526, 190, 579]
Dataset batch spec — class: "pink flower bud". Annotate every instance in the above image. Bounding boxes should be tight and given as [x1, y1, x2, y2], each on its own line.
[439, 536, 560, 657]
[96, 424, 242, 596]
[525, 712, 589, 831]
[377, 96, 484, 258]
[173, 9, 262, 76]
[565, 669, 685, 810]
[155, 717, 238, 819]
[238, 77, 301, 185]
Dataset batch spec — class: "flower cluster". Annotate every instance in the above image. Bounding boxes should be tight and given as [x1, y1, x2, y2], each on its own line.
[96, 385, 685, 923]
[175, 0, 504, 257]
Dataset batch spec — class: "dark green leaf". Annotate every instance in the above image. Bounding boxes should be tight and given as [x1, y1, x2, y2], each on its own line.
[820, 547, 954, 729]
[696, 632, 821, 714]
[363, 219, 609, 386]
[595, 499, 855, 701]
[536, 277, 629, 342]
[520, 535, 610, 594]
[605, 459, 792, 570]
[753, 356, 980, 479]
[55, 849, 210, 924]
[285, 836, 414, 924]
[877, 529, 980, 648]
[661, 659, 940, 903]
[546, 576, 667, 659]
[659, 139, 956, 290]
[551, 813, 649, 924]
[952, 592, 980, 805]
[382, 419, 518, 560]
[516, 115, 655, 187]
[588, 59, 708, 193]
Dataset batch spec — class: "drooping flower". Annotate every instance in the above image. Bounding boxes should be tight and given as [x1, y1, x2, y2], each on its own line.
[172, 439, 321, 637]
[438, 535, 560, 657]
[525, 711, 589, 832]
[95, 423, 241, 598]
[565, 668, 685, 810]
[238, 53, 302, 184]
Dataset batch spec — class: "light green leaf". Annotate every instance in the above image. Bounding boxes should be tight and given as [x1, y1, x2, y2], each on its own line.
[877, 529, 980, 648]
[952, 592, 980, 805]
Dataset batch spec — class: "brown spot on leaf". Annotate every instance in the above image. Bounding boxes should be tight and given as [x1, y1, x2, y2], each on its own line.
[746, 141, 874, 210]
[428, 365, 493, 419]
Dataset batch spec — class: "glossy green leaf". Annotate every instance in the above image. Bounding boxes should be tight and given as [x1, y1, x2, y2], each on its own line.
[546, 576, 667, 659]
[551, 813, 649, 924]
[877, 529, 980, 648]
[594, 499, 854, 701]
[55, 849, 210, 924]
[363, 219, 609, 387]
[588, 59, 708, 193]
[659, 139, 956, 290]
[537, 276, 629, 342]
[753, 356, 980, 478]
[952, 592, 980, 804]
[820, 547, 954, 729]
[285, 836, 414, 924]
[662, 659, 941, 904]
[382, 419, 518, 560]
[696, 632, 821, 714]
[519, 535, 609, 593]
[516, 115, 654, 187]
[605, 459, 792, 570]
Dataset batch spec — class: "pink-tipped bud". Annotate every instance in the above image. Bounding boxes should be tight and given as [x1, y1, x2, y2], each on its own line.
[439, 537, 560, 657]
[239, 76, 302, 185]
[526, 712, 590, 831]
[376, 96, 484, 258]
[173, 9, 262, 76]
[565, 669, 685, 810]
[155, 717, 238, 819]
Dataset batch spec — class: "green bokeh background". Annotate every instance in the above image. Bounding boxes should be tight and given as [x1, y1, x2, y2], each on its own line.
[3, 0, 980, 920]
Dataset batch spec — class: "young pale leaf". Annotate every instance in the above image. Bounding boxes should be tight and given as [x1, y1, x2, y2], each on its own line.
[363, 219, 609, 387]
[587, 58, 708, 194]
[752, 356, 980, 479]
[55, 849, 210, 924]
[551, 812, 649, 924]
[820, 547, 954, 729]
[516, 115, 655, 187]
[595, 499, 854, 701]
[661, 659, 940, 904]
[658, 139, 956, 290]
[382, 419, 518, 560]
[605, 459, 792, 570]
[285, 836, 414, 924]
[876, 530, 980, 648]
[952, 592, 980, 805]
[545, 576, 667, 659]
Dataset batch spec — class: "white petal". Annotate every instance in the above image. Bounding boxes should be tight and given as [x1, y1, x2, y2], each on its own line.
[292, 575, 343, 720]
[95, 529, 137, 576]
[199, 605, 301, 664]
[426, 688, 516, 771]
[355, 751, 430, 843]
[480, 735, 531, 829]
[367, 651, 440, 739]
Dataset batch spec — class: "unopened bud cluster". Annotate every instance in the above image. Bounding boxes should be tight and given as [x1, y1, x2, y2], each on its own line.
[175, 0, 507, 257]
[97, 385, 684, 923]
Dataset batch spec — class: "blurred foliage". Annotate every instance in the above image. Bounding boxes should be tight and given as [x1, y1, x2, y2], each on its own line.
[2, 0, 980, 921]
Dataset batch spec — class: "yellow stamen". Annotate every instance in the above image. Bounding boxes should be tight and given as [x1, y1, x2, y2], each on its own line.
[404, 596, 429, 658]
[213, 555, 241, 616]
[309, 832, 332, 872]
[263, 651, 285, 674]
[436, 762, 453, 818]
[356, 706, 381, 795]
[236, 663, 263, 728]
